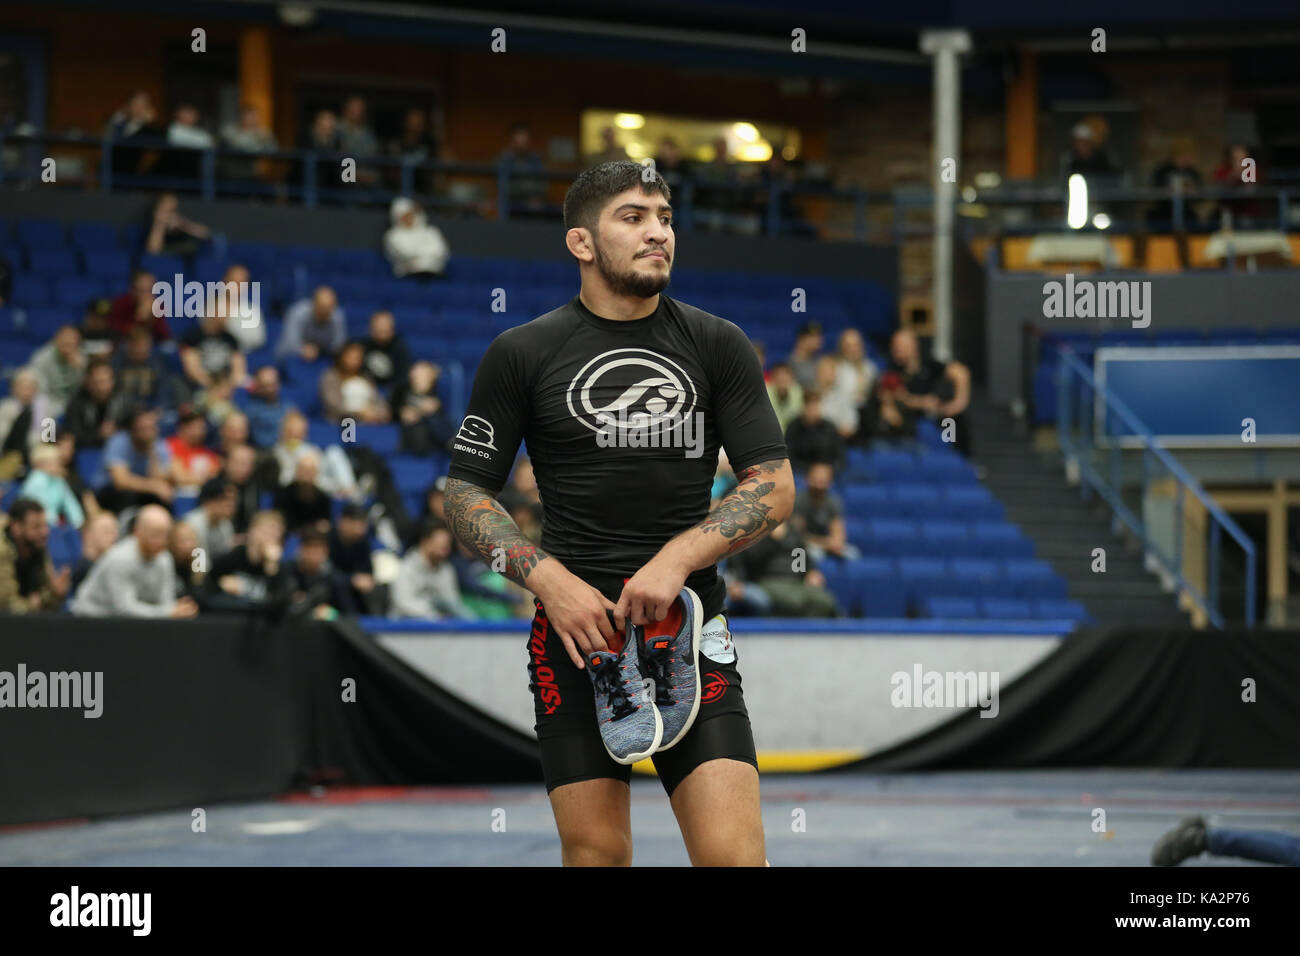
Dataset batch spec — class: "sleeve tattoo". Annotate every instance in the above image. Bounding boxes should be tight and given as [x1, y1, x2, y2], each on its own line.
[444, 477, 550, 586]
[698, 458, 785, 556]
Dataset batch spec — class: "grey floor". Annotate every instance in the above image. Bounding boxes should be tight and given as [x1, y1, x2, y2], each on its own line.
[3, 770, 1297, 866]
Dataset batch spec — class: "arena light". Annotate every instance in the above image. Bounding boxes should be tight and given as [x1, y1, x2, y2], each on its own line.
[624, 141, 648, 159]
[615, 113, 645, 130]
[732, 122, 759, 143]
[1092, 212, 1112, 230]
[738, 142, 772, 162]
[1067, 173, 1088, 229]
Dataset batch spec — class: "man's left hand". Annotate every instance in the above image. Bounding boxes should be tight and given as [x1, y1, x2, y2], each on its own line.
[615, 553, 691, 629]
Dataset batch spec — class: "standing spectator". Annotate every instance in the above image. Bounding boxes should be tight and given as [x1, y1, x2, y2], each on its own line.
[108, 270, 170, 344]
[221, 444, 264, 536]
[65, 358, 129, 449]
[791, 461, 857, 562]
[113, 326, 181, 406]
[182, 476, 237, 562]
[166, 409, 222, 494]
[788, 321, 824, 391]
[220, 105, 277, 182]
[361, 310, 413, 388]
[588, 126, 627, 167]
[330, 502, 376, 613]
[383, 197, 449, 278]
[391, 360, 454, 454]
[766, 362, 804, 432]
[784, 390, 845, 475]
[30, 325, 86, 415]
[69, 512, 119, 596]
[95, 407, 174, 512]
[386, 107, 437, 193]
[217, 263, 265, 351]
[180, 308, 246, 392]
[200, 510, 291, 618]
[144, 192, 211, 256]
[72, 506, 195, 618]
[888, 329, 973, 457]
[271, 410, 358, 498]
[337, 96, 380, 162]
[19, 445, 85, 529]
[390, 519, 473, 620]
[104, 91, 162, 176]
[238, 365, 291, 449]
[71, 506, 195, 618]
[320, 341, 389, 424]
[0, 368, 55, 477]
[0, 498, 69, 613]
[276, 286, 345, 361]
[273, 451, 333, 535]
[498, 122, 548, 217]
[288, 526, 357, 618]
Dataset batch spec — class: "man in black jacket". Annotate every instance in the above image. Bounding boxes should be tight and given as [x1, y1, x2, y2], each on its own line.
[199, 509, 292, 618]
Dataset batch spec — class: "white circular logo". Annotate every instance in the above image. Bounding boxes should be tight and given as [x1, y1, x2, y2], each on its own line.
[566, 348, 696, 434]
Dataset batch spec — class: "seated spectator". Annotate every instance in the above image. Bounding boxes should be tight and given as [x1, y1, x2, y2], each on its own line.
[386, 106, 437, 193]
[276, 286, 345, 361]
[497, 458, 542, 541]
[1150, 138, 1203, 230]
[362, 310, 413, 387]
[70, 511, 119, 596]
[216, 263, 265, 351]
[182, 476, 237, 562]
[145, 191, 211, 256]
[80, 297, 115, 356]
[217, 411, 251, 459]
[109, 270, 170, 344]
[787, 321, 824, 391]
[784, 389, 845, 475]
[30, 325, 86, 415]
[168, 519, 204, 601]
[161, 105, 214, 182]
[19, 445, 85, 529]
[167, 408, 223, 494]
[498, 122, 549, 217]
[0, 368, 55, 478]
[835, 329, 878, 442]
[330, 502, 377, 613]
[391, 519, 473, 620]
[71, 505, 196, 618]
[56, 430, 103, 524]
[271, 410, 358, 498]
[730, 519, 839, 617]
[104, 90, 162, 176]
[288, 526, 357, 619]
[384, 197, 449, 278]
[320, 341, 390, 424]
[338, 96, 380, 183]
[221, 443, 265, 536]
[1059, 121, 1121, 184]
[766, 362, 804, 433]
[196, 369, 237, 427]
[220, 105, 277, 182]
[199, 509, 291, 618]
[113, 326, 181, 406]
[65, 358, 129, 449]
[887, 328, 973, 457]
[391, 360, 454, 454]
[238, 365, 290, 449]
[814, 354, 858, 441]
[96, 407, 174, 512]
[791, 461, 858, 562]
[180, 308, 246, 393]
[273, 451, 333, 535]
[299, 109, 340, 191]
[0, 497, 69, 613]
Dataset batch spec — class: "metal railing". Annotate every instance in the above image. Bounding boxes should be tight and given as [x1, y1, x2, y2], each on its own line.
[1055, 347, 1257, 628]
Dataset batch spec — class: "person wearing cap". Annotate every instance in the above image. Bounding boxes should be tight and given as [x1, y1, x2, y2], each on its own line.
[182, 476, 237, 562]
[787, 321, 824, 392]
[18, 444, 86, 530]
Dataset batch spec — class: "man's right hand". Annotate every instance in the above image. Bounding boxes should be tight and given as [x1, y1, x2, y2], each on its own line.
[530, 562, 618, 670]
[172, 597, 199, 618]
[300, 343, 320, 362]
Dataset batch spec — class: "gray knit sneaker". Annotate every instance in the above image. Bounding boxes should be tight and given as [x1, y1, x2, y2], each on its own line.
[637, 586, 704, 752]
[1151, 816, 1208, 866]
[587, 645, 662, 765]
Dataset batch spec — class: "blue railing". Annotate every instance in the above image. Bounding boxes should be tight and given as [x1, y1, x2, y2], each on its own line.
[1055, 347, 1256, 628]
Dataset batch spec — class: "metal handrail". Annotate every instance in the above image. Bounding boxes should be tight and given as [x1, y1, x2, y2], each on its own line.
[1055, 346, 1257, 627]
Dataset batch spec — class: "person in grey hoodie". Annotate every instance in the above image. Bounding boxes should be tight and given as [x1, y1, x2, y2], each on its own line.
[71, 505, 198, 618]
[390, 519, 473, 620]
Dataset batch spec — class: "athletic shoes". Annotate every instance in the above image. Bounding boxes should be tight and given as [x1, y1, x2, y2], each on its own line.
[636, 586, 704, 752]
[1151, 816, 1209, 866]
[586, 645, 662, 765]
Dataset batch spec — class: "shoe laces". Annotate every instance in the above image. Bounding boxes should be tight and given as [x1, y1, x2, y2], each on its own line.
[592, 657, 637, 720]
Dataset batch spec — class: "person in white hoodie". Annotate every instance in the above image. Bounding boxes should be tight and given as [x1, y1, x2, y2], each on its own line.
[383, 197, 449, 278]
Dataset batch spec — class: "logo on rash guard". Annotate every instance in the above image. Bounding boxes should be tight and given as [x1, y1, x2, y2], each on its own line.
[454, 415, 498, 451]
[566, 348, 696, 433]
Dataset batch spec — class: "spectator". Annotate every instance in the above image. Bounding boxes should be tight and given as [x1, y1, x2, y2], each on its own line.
[498, 122, 548, 216]
[30, 324, 86, 415]
[166, 103, 214, 148]
[71, 505, 196, 618]
[19, 445, 85, 529]
[1059, 121, 1120, 183]
[271, 410, 358, 498]
[384, 197, 449, 278]
[221, 443, 264, 536]
[217, 263, 265, 351]
[330, 502, 376, 613]
[167, 408, 222, 494]
[288, 525, 357, 618]
[1213, 143, 1267, 227]
[588, 126, 627, 167]
[766, 362, 804, 432]
[362, 310, 413, 388]
[112, 326, 178, 405]
[731, 519, 838, 617]
[791, 461, 858, 562]
[56, 430, 103, 524]
[1152, 815, 1300, 867]
[0, 368, 55, 478]
[788, 321, 824, 391]
[182, 475, 237, 562]
[784, 389, 845, 475]
[834, 329, 878, 442]
[320, 341, 390, 424]
[386, 107, 437, 193]
[239, 365, 291, 449]
[391, 360, 454, 454]
[96, 407, 174, 512]
[888, 329, 973, 457]
[391, 519, 473, 620]
[865, 367, 912, 442]
[1150, 138, 1203, 230]
[814, 354, 858, 440]
[220, 105, 277, 181]
[338, 96, 380, 160]
[105, 90, 162, 176]
[108, 271, 170, 344]
[168, 519, 204, 601]
[199, 510, 291, 618]
[145, 192, 211, 256]
[300, 108, 340, 191]
[273, 451, 333, 535]
[652, 136, 692, 193]
[69, 511, 119, 596]
[196, 369, 237, 427]
[65, 358, 129, 449]
[0, 497, 69, 613]
[277, 286, 345, 361]
[180, 308, 246, 392]
[80, 297, 115, 356]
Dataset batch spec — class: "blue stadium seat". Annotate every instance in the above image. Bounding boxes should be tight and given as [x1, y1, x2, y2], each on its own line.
[946, 557, 1004, 598]
[980, 597, 1034, 619]
[16, 219, 66, 247]
[27, 247, 80, 276]
[897, 556, 947, 603]
[923, 596, 979, 619]
[11, 275, 51, 307]
[1033, 598, 1088, 622]
[70, 222, 120, 251]
[354, 424, 399, 456]
[893, 485, 941, 517]
[47, 526, 81, 567]
[1002, 558, 1068, 599]
[139, 254, 186, 278]
[841, 484, 892, 517]
[862, 518, 919, 556]
[83, 249, 131, 280]
[941, 485, 1005, 521]
[970, 522, 1035, 558]
[54, 278, 103, 310]
[920, 520, 969, 549]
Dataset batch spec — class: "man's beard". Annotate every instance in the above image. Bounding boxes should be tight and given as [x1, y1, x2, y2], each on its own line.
[594, 241, 670, 299]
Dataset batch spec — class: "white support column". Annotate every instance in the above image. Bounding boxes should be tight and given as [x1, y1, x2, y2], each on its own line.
[919, 29, 970, 362]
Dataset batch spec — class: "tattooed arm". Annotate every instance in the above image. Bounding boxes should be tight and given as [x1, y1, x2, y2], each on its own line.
[614, 457, 795, 627]
[443, 477, 616, 669]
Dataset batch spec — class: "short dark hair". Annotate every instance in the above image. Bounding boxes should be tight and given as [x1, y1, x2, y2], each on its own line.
[563, 160, 671, 233]
[419, 517, 450, 543]
[198, 475, 229, 503]
[298, 527, 328, 548]
[8, 497, 44, 524]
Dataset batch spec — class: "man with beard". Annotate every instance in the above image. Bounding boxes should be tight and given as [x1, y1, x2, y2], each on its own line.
[0, 498, 69, 613]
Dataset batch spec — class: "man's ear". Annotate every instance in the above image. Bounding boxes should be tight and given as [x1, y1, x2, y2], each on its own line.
[565, 227, 594, 263]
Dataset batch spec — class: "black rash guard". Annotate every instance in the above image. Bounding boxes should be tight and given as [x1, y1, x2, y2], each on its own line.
[447, 293, 787, 619]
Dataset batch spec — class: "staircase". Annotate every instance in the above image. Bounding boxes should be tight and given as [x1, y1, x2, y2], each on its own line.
[967, 391, 1192, 628]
